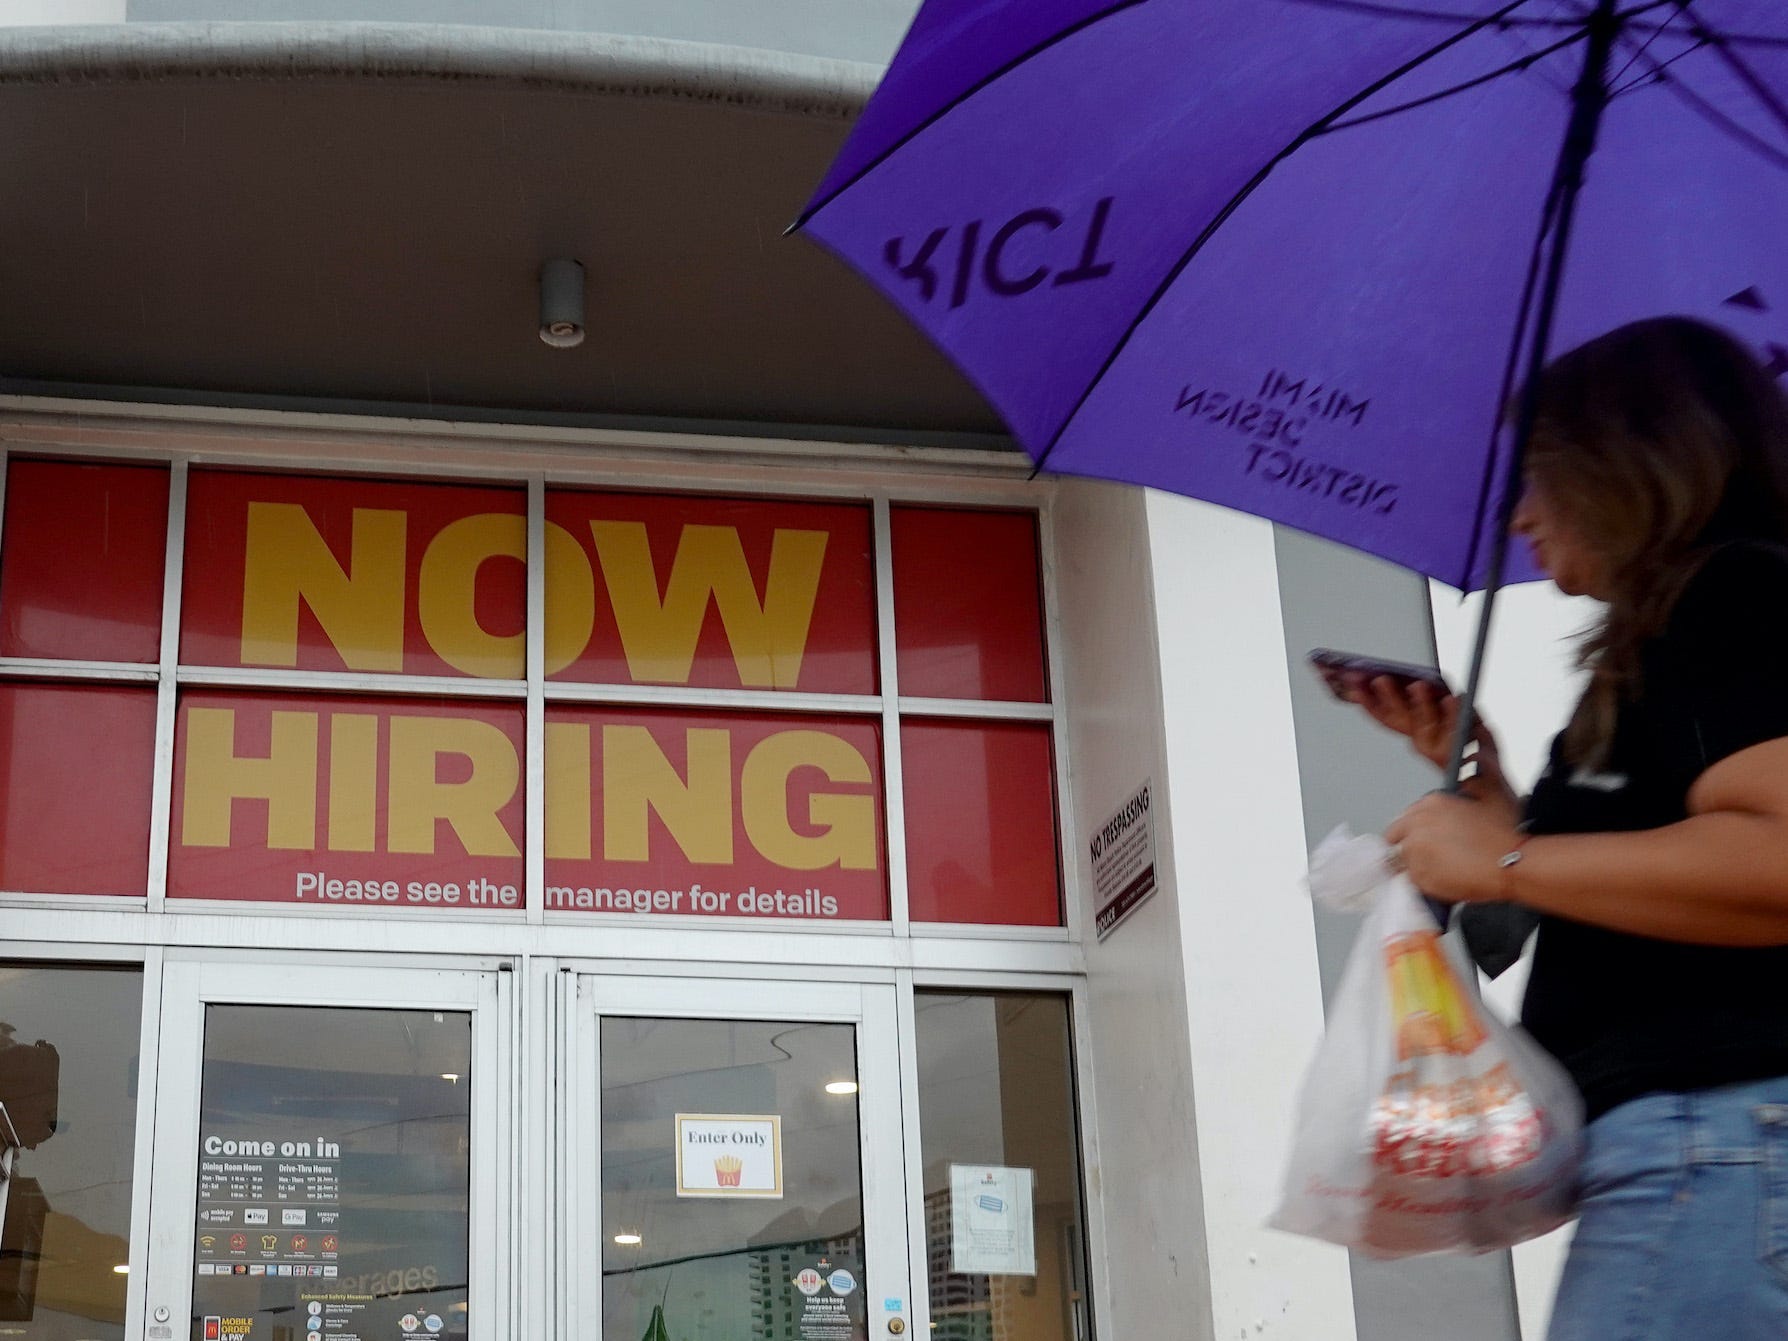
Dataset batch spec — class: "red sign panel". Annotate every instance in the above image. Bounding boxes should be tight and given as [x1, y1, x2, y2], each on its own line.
[1, 459, 170, 663]
[545, 490, 877, 694]
[168, 691, 526, 907]
[181, 471, 528, 679]
[544, 705, 887, 921]
[902, 720, 1061, 925]
[892, 506, 1047, 702]
[0, 682, 157, 896]
[4, 459, 1056, 927]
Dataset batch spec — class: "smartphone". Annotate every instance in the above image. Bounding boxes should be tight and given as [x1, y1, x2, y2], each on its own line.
[1307, 648, 1451, 702]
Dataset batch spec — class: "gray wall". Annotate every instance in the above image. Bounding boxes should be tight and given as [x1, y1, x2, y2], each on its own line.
[1274, 526, 1523, 1341]
[125, 0, 924, 63]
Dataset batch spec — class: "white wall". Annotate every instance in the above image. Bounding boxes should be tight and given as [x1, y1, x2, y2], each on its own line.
[1053, 479, 1215, 1339]
[1055, 481, 1354, 1341]
[1431, 578, 1598, 1341]
[0, 0, 125, 21]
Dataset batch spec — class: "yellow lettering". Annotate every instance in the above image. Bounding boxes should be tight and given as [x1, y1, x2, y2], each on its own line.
[386, 717, 520, 857]
[741, 731, 876, 870]
[418, 514, 526, 679]
[543, 521, 597, 675]
[240, 503, 405, 671]
[545, 721, 593, 861]
[591, 522, 827, 687]
[181, 708, 318, 849]
[327, 714, 379, 852]
[601, 725, 732, 863]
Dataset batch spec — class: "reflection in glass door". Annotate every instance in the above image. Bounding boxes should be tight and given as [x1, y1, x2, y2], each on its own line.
[601, 1019, 864, 1341]
[574, 979, 908, 1341]
[142, 965, 506, 1341]
[0, 963, 143, 1341]
[188, 1007, 472, 1341]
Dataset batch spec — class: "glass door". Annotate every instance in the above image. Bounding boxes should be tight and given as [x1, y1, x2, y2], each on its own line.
[567, 976, 910, 1341]
[139, 961, 510, 1341]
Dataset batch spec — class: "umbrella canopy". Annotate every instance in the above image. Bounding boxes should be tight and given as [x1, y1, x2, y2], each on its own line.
[795, 0, 1788, 594]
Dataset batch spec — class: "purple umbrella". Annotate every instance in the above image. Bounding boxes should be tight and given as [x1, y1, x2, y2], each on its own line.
[795, 0, 1788, 779]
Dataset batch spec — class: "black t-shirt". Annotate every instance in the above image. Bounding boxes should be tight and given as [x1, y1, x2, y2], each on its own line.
[1521, 540, 1788, 1122]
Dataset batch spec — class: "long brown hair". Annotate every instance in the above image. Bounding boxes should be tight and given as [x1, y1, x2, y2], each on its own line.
[1523, 317, 1788, 766]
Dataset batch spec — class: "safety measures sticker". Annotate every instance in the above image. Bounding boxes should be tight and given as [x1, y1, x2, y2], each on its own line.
[792, 1257, 861, 1341]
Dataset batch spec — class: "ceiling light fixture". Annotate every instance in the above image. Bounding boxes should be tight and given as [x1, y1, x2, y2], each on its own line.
[613, 1233, 643, 1246]
[825, 1080, 860, 1096]
[539, 258, 586, 349]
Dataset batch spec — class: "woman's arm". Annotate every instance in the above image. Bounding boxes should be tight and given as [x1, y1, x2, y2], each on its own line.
[1385, 736, 1788, 946]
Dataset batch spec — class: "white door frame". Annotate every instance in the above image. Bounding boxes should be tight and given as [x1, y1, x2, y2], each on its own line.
[569, 972, 911, 1340]
[139, 958, 512, 1341]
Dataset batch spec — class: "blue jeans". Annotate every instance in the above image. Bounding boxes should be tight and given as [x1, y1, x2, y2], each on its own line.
[1548, 1077, 1788, 1341]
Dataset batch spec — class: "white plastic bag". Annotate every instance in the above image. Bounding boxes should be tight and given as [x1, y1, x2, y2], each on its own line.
[1269, 826, 1582, 1257]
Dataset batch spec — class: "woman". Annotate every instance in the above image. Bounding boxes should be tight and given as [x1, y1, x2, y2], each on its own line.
[1349, 317, 1788, 1340]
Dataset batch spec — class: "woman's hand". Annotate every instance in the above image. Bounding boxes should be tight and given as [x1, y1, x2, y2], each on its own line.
[1384, 793, 1523, 904]
[1344, 675, 1519, 818]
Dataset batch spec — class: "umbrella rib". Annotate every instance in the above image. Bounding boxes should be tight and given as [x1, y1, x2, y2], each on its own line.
[1281, 0, 1574, 23]
[1608, 33, 1708, 98]
[1322, 29, 1589, 133]
[1606, 0, 1682, 88]
[1672, 0, 1788, 148]
[1624, 19, 1788, 48]
[1028, 0, 1539, 478]
[1622, 37, 1788, 170]
[789, 0, 1150, 231]
[1303, 1, 1681, 135]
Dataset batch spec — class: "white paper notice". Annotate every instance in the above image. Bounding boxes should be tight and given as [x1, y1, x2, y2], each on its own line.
[949, 1165, 1036, 1276]
[675, 1114, 783, 1198]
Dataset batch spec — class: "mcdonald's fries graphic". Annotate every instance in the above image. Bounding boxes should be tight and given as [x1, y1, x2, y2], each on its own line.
[1382, 930, 1488, 1060]
[714, 1155, 743, 1187]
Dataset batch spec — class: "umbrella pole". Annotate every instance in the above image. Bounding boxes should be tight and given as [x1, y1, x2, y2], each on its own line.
[1427, 0, 1619, 941]
[1440, 0, 1620, 798]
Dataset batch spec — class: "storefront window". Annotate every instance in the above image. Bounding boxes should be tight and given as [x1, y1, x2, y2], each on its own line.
[1, 456, 1067, 929]
[0, 684, 157, 897]
[545, 491, 877, 694]
[189, 1006, 471, 1341]
[0, 963, 143, 1341]
[902, 723, 1060, 926]
[890, 508, 1046, 703]
[164, 693, 525, 915]
[0, 459, 169, 665]
[180, 471, 526, 681]
[914, 992, 1090, 1341]
[600, 1017, 866, 1341]
[166, 691, 525, 909]
[545, 706, 887, 922]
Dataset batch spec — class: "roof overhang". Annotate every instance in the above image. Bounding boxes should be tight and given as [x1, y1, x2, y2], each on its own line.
[0, 23, 1011, 451]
